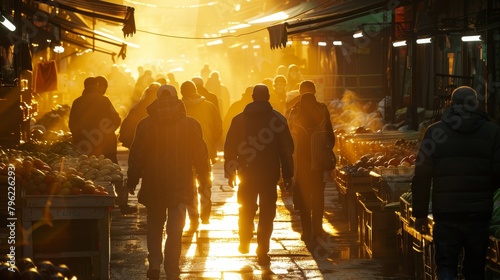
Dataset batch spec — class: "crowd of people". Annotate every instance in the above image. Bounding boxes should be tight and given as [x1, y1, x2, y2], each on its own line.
[65, 60, 500, 280]
[66, 62, 338, 280]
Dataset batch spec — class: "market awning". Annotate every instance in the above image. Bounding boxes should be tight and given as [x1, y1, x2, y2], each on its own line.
[33, 0, 136, 37]
[267, 0, 404, 49]
[21, 2, 134, 60]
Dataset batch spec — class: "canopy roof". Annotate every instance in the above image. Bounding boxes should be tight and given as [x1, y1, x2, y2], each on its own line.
[267, 0, 405, 49]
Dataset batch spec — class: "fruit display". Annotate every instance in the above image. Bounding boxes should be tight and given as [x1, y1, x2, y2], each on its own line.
[0, 256, 76, 280]
[337, 135, 419, 177]
[0, 145, 122, 196]
[336, 130, 420, 167]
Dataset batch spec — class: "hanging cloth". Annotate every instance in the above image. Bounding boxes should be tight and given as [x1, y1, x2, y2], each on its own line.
[267, 23, 288, 49]
[34, 60, 58, 93]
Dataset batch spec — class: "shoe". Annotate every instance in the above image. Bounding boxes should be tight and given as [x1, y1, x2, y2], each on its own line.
[120, 205, 137, 215]
[146, 269, 160, 280]
[238, 242, 250, 254]
[257, 254, 270, 266]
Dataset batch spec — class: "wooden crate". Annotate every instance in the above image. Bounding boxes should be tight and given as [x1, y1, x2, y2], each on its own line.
[360, 199, 399, 258]
[21, 193, 115, 280]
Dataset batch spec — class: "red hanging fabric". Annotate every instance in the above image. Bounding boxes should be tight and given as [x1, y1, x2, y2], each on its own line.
[34, 60, 58, 93]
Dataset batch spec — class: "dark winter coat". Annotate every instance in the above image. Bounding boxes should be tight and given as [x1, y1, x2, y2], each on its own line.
[182, 94, 222, 162]
[127, 98, 211, 208]
[412, 106, 500, 221]
[224, 101, 294, 185]
[118, 91, 157, 148]
[288, 93, 335, 176]
[68, 88, 121, 160]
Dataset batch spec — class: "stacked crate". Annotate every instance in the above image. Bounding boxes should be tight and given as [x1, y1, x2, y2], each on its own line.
[22, 190, 115, 280]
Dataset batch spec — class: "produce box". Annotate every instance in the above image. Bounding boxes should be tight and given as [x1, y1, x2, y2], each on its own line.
[488, 236, 500, 264]
[336, 169, 373, 231]
[23, 193, 115, 208]
[336, 169, 373, 195]
[359, 198, 399, 258]
[337, 131, 420, 165]
[379, 181, 411, 203]
[400, 196, 412, 225]
[21, 190, 114, 280]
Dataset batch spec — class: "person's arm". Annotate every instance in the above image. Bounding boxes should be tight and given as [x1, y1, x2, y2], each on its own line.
[127, 119, 146, 194]
[211, 103, 223, 144]
[224, 117, 240, 187]
[411, 127, 434, 233]
[275, 113, 294, 180]
[191, 120, 211, 186]
[103, 96, 122, 129]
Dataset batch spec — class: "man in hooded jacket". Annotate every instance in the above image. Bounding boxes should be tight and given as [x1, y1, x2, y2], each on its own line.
[287, 80, 335, 244]
[224, 84, 294, 266]
[412, 86, 500, 280]
[127, 85, 211, 280]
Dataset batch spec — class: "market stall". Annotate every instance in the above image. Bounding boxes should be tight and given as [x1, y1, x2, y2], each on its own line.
[0, 143, 122, 279]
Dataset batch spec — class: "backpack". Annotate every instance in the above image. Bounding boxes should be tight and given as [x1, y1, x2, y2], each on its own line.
[289, 100, 335, 171]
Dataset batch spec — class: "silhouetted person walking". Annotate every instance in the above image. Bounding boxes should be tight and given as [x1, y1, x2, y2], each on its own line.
[412, 86, 500, 280]
[127, 85, 211, 280]
[288, 80, 335, 243]
[180, 80, 221, 230]
[224, 84, 294, 266]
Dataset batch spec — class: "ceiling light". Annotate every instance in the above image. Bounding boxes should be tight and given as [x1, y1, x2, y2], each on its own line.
[53, 45, 65, 53]
[228, 23, 251, 30]
[416, 38, 432, 44]
[206, 39, 223, 46]
[0, 14, 16, 31]
[393, 40, 407, 47]
[301, 41, 310, 45]
[318, 42, 327, 46]
[353, 30, 363, 38]
[461, 35, 481, 42]
[333, 41, 342, 46]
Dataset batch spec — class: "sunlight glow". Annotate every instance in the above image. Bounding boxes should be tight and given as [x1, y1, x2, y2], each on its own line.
[248, 12, 288, 24]
[93, 30, 140, 48]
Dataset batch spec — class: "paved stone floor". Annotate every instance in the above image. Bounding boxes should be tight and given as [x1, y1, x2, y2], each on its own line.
[109, 151, 414, 279]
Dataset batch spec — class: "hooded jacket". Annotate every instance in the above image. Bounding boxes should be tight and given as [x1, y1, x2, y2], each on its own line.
[68, 87, 121, 158]
[224, 100, 294, 185]
[412, 106, 500, 221]
[127, 97, 211, 208]
[182, 94, 222, 162]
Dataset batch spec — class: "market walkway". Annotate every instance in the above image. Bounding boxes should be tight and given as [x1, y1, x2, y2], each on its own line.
[109, 150, 413, 280]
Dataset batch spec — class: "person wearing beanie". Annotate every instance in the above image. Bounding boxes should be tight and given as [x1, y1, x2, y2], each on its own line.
[179, 80, 221, 231]
[224, 84, 294, 266]
[127, 84, 210, 280]
[412, 86, 500, 279]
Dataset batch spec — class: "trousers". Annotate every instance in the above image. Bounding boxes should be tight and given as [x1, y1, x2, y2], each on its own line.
[146, 203, 186, 279]
[237, 181, 277, 256]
